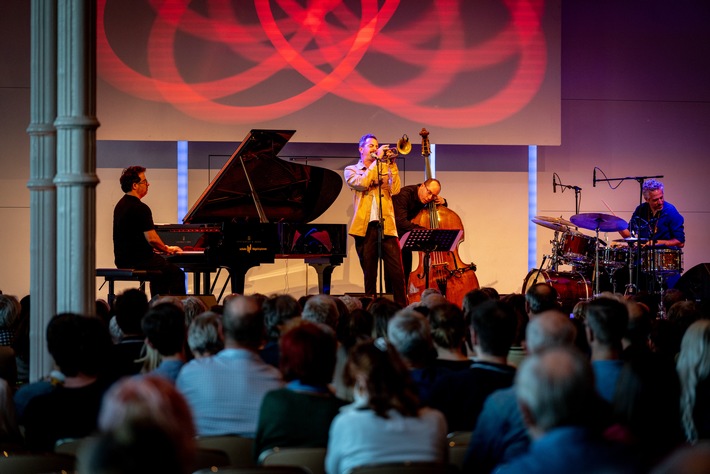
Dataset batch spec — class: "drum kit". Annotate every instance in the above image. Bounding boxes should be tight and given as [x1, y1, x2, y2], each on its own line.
[524, 213, 684, 312]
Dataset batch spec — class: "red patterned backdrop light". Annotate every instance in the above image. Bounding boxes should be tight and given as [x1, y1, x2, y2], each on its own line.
[97, 0, 560, 144]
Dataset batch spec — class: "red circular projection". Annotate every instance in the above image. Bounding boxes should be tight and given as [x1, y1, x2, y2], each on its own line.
[97, 0, 548, 127]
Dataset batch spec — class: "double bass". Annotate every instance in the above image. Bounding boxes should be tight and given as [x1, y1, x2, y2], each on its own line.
[407, 129, 479, 307]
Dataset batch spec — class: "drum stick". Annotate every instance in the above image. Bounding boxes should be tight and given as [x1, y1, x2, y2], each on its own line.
[601, 200, 618, 216]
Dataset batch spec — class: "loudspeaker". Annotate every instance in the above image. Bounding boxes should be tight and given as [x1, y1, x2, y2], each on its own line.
[674, 263, 710, 301]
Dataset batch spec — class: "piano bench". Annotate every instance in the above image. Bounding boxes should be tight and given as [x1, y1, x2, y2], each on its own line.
[96, 268, 162, 307]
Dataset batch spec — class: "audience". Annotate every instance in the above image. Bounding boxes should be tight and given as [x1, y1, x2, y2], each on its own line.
[496, 347, 640, 473]
[585, 297, 628, 403]
[176, 295, 283, 437]
[301, 294, 339, 332]
[254, 321, 345, 459]
[181, 296, 208, 326]
[525, 282, 561, 316]
[325, 338, 447, 474]
[387, 308, 448, 405]
[429, 302, 471, 371]
[141, 302, 187, 383]
[107, 288, 150, 381]
[186, 311, 224, 358]
[429, 299, 517, 432]
[80, 375, 196, 474]
[0, 294, 20, 347]
[23, 313, 113, 452]
[5, 285, 709, 472]
[464, 309, 578, 473]
[260, 294, 302, 367]
[678, 319, 710, 443]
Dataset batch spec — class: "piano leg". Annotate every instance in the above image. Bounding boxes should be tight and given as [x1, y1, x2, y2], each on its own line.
[306, 256, 343, 295]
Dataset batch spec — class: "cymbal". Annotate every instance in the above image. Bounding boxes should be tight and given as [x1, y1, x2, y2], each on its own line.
[613, 237, 648, 243]
[570, 213, 628, 232]
[534, 215, 575, 227]
[532, 218, 570, 232]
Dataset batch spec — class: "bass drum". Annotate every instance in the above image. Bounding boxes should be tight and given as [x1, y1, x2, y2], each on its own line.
[522, 270, 592, 314]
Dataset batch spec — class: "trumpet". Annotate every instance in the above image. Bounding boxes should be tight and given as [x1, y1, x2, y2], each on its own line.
[373, 134, 412, 162]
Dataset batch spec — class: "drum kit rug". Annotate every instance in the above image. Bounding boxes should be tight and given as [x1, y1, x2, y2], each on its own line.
[524, 213, 683, 312]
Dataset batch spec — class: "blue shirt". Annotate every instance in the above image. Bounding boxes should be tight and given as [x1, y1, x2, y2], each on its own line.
[494, 426, 640, 474]
[176, 348, 283, 437]
[627, 201, 684, 243]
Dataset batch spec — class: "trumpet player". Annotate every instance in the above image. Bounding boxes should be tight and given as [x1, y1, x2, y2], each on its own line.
[344, 133, 407, 307]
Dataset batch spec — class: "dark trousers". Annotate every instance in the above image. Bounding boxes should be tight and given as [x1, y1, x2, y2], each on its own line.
[141, 254, 186, 297]
[354, 222, 407, 307]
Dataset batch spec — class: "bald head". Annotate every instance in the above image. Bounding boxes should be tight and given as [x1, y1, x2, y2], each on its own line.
[223, 295, 264, 349]
[526, 310, 577, 354]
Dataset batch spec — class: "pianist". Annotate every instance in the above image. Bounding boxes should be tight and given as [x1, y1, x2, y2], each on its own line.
[113, 166, 186, 297]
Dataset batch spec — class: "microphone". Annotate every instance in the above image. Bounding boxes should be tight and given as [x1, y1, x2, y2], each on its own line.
[553, 174, 557, 193]
[593, 168, 596, 187]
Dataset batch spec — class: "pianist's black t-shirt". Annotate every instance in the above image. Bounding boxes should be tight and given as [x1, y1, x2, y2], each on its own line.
[113, 194, 155, 267]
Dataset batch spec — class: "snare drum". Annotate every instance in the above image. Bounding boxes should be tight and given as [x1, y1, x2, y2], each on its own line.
[641, 248, 683, 275]
[602, 246, 629, 269]
[561, 231, 596, 263]
[522, 270, 592, 313]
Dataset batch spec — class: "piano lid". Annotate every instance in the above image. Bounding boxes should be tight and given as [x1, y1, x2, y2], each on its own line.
[183, 129, 343, 224]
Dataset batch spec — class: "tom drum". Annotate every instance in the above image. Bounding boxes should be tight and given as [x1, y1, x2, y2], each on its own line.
[522, 270, 592, 314]
[561, 231, 596, 264]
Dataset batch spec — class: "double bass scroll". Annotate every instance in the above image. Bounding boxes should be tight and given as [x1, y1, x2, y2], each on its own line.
[406, 129, 479, 307]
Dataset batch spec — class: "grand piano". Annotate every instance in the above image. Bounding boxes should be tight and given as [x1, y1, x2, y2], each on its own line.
[157, 129, 347, 297]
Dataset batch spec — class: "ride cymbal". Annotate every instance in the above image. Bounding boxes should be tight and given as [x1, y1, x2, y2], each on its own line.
[570, 213, 628, 232]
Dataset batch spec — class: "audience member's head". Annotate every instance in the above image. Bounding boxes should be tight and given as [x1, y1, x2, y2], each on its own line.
[462, 288, 497, 321]
[585, 297, 629, 353]
[187, 311, 224, 358]
[469, 300, 517, 358]
[92, 374, 196, 472]
[623, 300, 652, 351]
[429, 303, 467, 352]
[280, 321, 337, 386]
[180, 296, 208, 326]
[677, 319, 710, 443]
[0, 294, 20, 331]
[344, 338, 419, 418]
[47, 313, 112, 378]
[651, 441, 710, 474]
[667, 300, 701, 336]
[515, 347, 596, 438]
[262, 294, 301, 340]
[339, 294, 363, 314]
[368, 297, 403, 338]
[419, 292, 448, 309]
[222, 295, 265, 350]
[502, 293, 529, 348]
[302, 294, 339, 332]
[525, 310, 577, 354]
[342, 308, 374, 350]
[661, 288, 685, 314]
[114, 288, 150, 337]
[387, 308, 434, 368]
[141, 303, 186, 358]
[525, 283, 560, 315]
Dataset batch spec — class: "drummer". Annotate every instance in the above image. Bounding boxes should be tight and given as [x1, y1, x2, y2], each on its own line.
[618, 178, 685, 248]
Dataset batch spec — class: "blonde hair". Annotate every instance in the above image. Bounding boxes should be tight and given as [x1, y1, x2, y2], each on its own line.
[677, 319, 710, 443]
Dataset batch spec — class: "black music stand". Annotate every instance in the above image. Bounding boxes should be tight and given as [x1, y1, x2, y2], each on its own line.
[400, 229, 463, 290]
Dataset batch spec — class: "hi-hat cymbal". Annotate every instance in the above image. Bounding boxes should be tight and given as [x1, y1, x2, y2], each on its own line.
[532, 218, 570, 232]
[570, 213, 628, 232]
[534, 215, 575, 227]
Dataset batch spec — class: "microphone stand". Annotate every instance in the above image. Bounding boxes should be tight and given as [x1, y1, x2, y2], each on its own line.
[375, 154, 393, 299]
[555, 178, 583, 215]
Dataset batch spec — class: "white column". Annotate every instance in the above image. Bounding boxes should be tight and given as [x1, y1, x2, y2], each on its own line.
[26, 0, 58, 381]
[54, 0, 100, 314]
